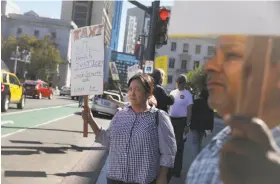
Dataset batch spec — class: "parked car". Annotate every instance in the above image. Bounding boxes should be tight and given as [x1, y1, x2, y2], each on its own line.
[1, 69, 25, 112]
[60, 86, 70, 96]
[24, 80, 53, 99]
[91, 91, 121, 116]
[71, 94, 79, 100]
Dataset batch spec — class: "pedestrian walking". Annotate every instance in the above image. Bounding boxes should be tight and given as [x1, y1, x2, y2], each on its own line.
[78, 96, 83, 107]
[82, 73, 177, 184]
[151, 68, 174, 113]
[190, 89, 214, 159]
[167, 74, 193, 181]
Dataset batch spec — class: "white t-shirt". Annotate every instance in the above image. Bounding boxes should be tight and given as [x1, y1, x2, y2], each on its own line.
[169, 89, 193, 117]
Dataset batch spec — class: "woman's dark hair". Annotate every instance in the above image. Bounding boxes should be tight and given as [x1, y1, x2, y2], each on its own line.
[128, 74, 154, 96]
[151, 68, 163, 85]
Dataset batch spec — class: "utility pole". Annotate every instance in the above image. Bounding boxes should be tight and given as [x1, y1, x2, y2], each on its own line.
[13, 46, 19, 74]
[147, 1, 160, 60]
[10, 46, 31, 78]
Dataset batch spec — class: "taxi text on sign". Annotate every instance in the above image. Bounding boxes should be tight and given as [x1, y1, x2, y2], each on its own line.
[168, 1, 280, 37]
[109, 62, 120, 81]
[70, 24, 105, 96]
[155, 56, 168, 86]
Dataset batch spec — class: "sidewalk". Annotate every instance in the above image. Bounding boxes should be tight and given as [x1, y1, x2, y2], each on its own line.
[95, 118, 225, 184]
[1, 114, 110, 184]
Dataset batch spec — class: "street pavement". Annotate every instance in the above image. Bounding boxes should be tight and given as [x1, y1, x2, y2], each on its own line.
[95, 118, 226, 184]
[4, 95, 78, 114]
[1, 96, 111, 184]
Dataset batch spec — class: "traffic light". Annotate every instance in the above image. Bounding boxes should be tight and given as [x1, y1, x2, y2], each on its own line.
[155, 7, 170, 46]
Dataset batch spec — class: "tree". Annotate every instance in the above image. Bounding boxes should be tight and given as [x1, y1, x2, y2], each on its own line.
[1, 35, 63, 81]
[185, 65, 207, 96]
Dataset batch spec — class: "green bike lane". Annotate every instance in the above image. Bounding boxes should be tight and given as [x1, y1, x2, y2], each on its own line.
[1, 104, 85, 137]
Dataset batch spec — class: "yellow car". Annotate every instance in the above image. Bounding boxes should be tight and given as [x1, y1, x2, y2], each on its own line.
[1, 70, 25, 112]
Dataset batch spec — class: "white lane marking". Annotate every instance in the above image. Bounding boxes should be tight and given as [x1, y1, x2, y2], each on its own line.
[1, 120, 14, 125]
[1, 103, 77, 116]
[1, 114, 75, 138]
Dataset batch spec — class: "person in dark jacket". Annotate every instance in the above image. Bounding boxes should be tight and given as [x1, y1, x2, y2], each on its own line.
[190, 89, 214, 159]
[151, 68, 174, 113]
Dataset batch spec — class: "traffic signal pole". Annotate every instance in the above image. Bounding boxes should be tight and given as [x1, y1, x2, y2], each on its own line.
[147, 1, 160, 60]
[128, 0, 160, 61]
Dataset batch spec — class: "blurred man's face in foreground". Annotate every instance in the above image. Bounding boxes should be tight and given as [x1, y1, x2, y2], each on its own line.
[204, 35, 247, 116]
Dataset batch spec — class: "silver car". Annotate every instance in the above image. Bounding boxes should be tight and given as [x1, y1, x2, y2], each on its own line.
[60, 86, 70, 96]
[91, 91, 121, 116]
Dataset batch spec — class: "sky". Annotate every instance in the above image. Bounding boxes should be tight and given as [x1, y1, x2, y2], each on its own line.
[14, 0, 173, 52]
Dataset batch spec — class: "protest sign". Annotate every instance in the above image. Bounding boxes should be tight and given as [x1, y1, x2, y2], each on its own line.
[155, 56, 168, 85]
[168, 1, 280, 38]
[70, 24, 104, 137]
[70, 24, 104, 96]
[127, 64, 139, 83]
[109, 62, 120, 81]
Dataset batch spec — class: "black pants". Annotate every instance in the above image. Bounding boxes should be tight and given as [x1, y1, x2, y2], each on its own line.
[107, 178, 156, 184]
[167, 117, 187, 182]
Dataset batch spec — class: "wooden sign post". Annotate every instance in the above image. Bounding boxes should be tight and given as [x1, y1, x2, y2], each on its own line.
[83, 95, 89, 137]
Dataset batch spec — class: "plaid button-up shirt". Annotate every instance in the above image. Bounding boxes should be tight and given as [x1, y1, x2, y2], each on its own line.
[186, 124, 280, 184]
[96, 106, 177, 184]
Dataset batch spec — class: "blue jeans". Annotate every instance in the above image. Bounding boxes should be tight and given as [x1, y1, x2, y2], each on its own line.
[79, 96, 83, 106]
[191, 130, 205, 159]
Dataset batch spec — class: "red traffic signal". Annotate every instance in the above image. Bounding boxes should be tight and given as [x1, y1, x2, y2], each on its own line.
[159, 8, 170, 21]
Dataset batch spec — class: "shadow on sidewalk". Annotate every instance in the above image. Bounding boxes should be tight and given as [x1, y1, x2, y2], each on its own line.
[4, 170, 96, 178]
[1, 125, 94, 134]
[1, 142, 107, 155]
[4, 171, 47, 177]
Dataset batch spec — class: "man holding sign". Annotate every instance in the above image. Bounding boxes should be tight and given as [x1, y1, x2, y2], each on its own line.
[165, 1, 280, 184]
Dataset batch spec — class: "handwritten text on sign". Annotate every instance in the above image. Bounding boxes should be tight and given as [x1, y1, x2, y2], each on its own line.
[70, 24, 105, 96]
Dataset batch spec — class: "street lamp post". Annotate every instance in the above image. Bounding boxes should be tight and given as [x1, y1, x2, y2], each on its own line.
[10, 46, 31, 78]
[11, 46, 20, 74]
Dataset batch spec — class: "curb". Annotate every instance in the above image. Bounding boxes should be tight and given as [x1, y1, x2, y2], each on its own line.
[60, 147, 108, 184]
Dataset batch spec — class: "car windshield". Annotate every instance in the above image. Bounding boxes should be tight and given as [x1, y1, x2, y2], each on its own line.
[24, 82, 38, 88]
[2, 73, 7, 83]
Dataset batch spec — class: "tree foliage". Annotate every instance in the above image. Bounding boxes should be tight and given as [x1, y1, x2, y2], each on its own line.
[185, 65, 207, 96]
[1, 35, 63, 81]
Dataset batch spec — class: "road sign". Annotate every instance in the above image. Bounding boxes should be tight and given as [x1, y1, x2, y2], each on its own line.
[155, 56, 168, 85]
[144, 60, 153, 74]
[109, 62, 120, 81]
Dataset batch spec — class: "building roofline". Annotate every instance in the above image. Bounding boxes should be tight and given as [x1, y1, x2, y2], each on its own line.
[6, 13, 75, 29]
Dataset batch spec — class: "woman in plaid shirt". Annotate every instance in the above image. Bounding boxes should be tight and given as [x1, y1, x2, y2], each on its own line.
[82, 74, 177, 184]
